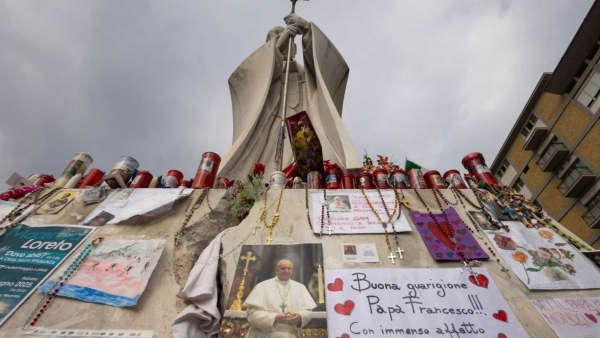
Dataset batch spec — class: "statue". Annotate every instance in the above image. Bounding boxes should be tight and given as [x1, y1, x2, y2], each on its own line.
[217, 12, 362, 181]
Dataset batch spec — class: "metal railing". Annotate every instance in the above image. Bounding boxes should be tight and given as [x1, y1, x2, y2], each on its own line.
[583, 195, 600, 226]
[537, 142, 567, 167]
[558, 163, 593, 194]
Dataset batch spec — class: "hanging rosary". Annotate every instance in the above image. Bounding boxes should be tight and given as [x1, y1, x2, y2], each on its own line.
[175, 188, 209, 246]
[23, 236, 105, 328]
[443, 189, 511, 279]
[1, 187, 60, 231]
[360, 186, 403, 264]
[260, 187, 284, 244]
[304, 186, 329, 237]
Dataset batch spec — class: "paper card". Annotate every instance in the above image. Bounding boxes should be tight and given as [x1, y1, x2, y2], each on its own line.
[531, 297, 600, 338]
[5, 173, 33, 188]
[82, 189, 192, 225]
[325, 268, 529, 338]
[0, 224, 94, 327]
[39, 238, 165, 307]
[36, 190, 77, 214]
[485, 221, 600, 290]
[409, 208, 489, 261]
[342, 244, 380, 263]
[312, 191, 412, 234]
[104, 189, 135, 207]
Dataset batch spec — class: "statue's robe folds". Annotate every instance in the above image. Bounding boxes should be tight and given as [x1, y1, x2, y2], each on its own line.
[243, 277, 317, 338]
[219, 23, 362, 181]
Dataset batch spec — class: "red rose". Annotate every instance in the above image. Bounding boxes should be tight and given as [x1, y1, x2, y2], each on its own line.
[493, 234, 517, 251]
[253, 163, 265, 177]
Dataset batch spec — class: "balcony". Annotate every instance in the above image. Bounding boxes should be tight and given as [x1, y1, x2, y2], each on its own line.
[537, 143, 570, 172]
[558, 166, 596, 198]
[523, 127, 548, 151]
[583, 198, 600, 229]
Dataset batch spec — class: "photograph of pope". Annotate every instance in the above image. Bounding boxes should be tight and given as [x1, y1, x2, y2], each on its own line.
[243, 259, 317, 337]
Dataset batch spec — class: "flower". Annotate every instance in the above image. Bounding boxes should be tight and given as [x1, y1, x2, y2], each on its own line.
[564, 264, 577, 275]
[529, 249, 550, 265]
[253, 163, 265, 177]
[493, 234, 517, 251]
[544, 267, 571, 281]
[512, 251, 529, 263]
[539, 229, 554, 240]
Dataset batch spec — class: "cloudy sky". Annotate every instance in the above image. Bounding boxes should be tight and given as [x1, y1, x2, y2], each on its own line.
[0, 0, 594, 185]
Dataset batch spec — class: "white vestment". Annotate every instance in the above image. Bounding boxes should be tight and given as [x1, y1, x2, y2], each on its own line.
[243, 276, 317, 338]
[218, 23, 361, 181]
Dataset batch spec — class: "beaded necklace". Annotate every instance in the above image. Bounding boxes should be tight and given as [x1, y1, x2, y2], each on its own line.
[24, 237, 105, 329]
[0, 186, 43, 226]
[1, 188, 60, 231]
[413, 189, 482, 278]
[304, 186, 327, 237]
[359, 186, 403, 264]
[260, 187, 284, 244]
[175, 188, 208, 246]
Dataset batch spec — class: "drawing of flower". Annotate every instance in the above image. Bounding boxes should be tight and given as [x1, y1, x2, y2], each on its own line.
[494, 234, 517, 251]
[512, 250, 531, 284]
[539, 229, 554, 243]
[564, 264, 577, 275]
[544, 267, 571, 281]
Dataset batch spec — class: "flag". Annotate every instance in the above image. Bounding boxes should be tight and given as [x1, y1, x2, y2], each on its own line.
[403, 159, 428, 173]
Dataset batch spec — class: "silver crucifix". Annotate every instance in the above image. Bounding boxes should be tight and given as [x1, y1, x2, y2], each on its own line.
[388, 252, 396, 264]
[395, 247, 404, 260]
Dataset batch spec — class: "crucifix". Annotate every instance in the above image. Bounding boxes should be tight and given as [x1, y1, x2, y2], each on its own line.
[395, 247, 404, 260]
[230, 251, 256, 311]
[388, 252, 397, 264]
[327, 225, 334, 235]
[266, 236, 273, 244]
[280, 302, 287, 312]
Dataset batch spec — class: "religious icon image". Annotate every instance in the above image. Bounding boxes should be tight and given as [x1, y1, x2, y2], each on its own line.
[326, 195, 352, 212]
[582, 251, 600, 271]
[447, 173, 465, 188]
[343, 245, 357, 255]
[469, 210, 494, 231]
[61, 159, 84, 177]
[200, 158, 214, 174]
[84, 211, 115, 227]
[105, 189, 135, 208]
[221, 244, 325, 338]
[36, 190, 76, 214]
[479, 191, 512, 221]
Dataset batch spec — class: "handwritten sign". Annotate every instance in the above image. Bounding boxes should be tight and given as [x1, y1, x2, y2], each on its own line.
[312, 191, 411, 234]
[325, 268, 528, 338]
[531, 297, 600, 338]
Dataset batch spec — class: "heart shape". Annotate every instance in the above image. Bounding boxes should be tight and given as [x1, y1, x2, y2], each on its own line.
[457, 229, 467, 235]
[339, 334, 350, 338]
[416, 221, 424, 226]
[470, 246, 478, 251]
[458, 244, 467, 250]
[435, 253, 443, 258]
[446, 252, 454, 258]
[434, 240, 441, 244]
[475, 252, 482, 257]
[468, 274, 489, 288]
[452, 220, 461, 225]
[328, 278, 343, 292]
[585, 313, 598, 323]
[334, 300, 355, 316]
[431, 245, 440, 250]
[498, 334, 507, 338]
[493, 310, 508, 323]
[427, 221, 456, 251]
[424, 236, 434, 242]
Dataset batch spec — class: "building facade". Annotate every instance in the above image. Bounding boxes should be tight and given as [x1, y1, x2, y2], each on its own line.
[491, 1, 600, 248]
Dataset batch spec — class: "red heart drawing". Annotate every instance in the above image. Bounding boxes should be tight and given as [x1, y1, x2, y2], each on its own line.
[328, 278, 343, 292]
[427, 221, 456, 251]
[498, 334, 507, 338]
[585, 313, 597, 323]
[334, 300, 355, 316]
[493, 310, 508, 323]
[468, 274, 489, 288]
[338, 334, 350, 338]
[451, 220, 461, 225]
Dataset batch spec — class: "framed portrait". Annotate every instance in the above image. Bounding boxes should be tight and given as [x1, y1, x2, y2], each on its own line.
[326, 195, 352, 212]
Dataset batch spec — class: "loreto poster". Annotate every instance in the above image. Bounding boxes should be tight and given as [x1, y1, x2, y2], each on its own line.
[0, 224, 94, 327]
[325, 268, 528, 338]
[82, 188, 192, 225]
[39, 238, 165, 307]
[531, 297, 600, 338]
[486, 221, 600, 290]
[311, 191, 412, 234]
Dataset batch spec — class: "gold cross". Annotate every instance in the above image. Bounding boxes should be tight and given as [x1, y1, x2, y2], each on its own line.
[401, 198, 411, 210]
[266, 236, 273, 244]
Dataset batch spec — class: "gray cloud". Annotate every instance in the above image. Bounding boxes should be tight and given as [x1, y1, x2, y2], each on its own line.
[0, 0, 594, 185]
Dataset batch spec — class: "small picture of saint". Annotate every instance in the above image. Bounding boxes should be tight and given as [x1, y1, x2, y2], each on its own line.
[200, 158, 214, 174]
[582, 251, 600, 271]
[479, 191, 512, 221]
[326, 195, 352, 212]
[85, 211, 115, 227]
[105, 189, 135, 208]
[37, 191, 77, 214]
[468, 211, 494, 231]
[343, 245, 357, 255]
[223, 244, 325, 337]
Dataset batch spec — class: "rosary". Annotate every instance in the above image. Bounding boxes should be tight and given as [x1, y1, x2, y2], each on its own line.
[261, 187, 284, 244]
[175, 188, 209, 246]
[1, 187, 60, 231]
[304, 186, 330, 237]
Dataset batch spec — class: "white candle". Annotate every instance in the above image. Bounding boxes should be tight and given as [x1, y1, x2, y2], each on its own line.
[318, 264, 324, 304]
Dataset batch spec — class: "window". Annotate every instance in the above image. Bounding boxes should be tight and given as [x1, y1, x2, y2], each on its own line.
[497, 159, 509, 178]
[523, 165, 530, 174]
[513, 178, 525, 193]
[576, 71, 600, 113]
[558, 160, 593, 194]
[583, 193, 600, 227]
[520, 115, 538, 138]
